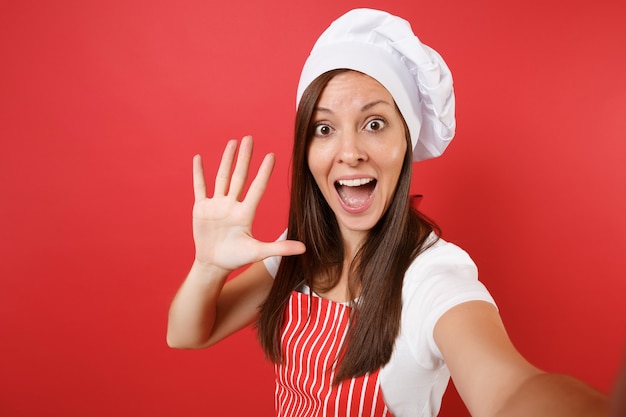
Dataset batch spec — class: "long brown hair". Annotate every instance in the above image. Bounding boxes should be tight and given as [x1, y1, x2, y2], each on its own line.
[257, 69, 439, 383]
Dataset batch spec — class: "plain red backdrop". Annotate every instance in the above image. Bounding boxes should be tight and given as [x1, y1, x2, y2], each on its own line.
[1, 0, 625, 416]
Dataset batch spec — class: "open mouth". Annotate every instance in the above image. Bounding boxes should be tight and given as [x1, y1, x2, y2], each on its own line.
[334, 178, 377, 209]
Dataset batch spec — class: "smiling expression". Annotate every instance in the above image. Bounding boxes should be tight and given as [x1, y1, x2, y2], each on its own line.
[307, 71, 408, 245]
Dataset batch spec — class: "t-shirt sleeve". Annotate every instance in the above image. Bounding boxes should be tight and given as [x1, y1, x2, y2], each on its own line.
[262, 229, 288, 278]
[402, 240, 497, 368]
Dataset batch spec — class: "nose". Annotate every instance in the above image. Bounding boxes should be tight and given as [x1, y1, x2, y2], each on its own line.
[337, 131, 367, 166]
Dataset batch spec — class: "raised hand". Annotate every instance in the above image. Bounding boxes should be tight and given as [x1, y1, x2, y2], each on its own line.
[191, 136, 305, 272]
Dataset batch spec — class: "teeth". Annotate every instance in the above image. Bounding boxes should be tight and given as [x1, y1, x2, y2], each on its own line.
[337, 178, 374, 187]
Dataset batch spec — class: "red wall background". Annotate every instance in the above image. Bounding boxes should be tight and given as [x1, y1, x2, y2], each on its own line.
[1, 0, 625, 416]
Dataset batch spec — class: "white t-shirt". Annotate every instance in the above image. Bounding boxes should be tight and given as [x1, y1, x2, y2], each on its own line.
[263, 232, 496, 417]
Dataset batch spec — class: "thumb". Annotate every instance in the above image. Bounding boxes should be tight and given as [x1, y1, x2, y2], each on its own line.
[261, 240, 306, 259]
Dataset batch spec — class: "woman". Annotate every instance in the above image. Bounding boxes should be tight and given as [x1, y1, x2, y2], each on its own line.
[167, 8, 609, 416]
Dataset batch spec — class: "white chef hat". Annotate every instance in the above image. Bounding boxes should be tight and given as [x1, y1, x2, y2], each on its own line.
[296, 8, 456, 162]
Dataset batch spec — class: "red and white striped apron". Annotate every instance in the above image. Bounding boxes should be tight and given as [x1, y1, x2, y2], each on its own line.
[275, 291, 394, 417]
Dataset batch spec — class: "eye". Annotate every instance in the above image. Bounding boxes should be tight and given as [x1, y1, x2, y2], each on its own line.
[313, 124, 333, 137]
[365, 118, 386, 132]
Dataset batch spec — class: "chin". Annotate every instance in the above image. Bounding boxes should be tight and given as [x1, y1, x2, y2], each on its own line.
[336, 212, 382, 235]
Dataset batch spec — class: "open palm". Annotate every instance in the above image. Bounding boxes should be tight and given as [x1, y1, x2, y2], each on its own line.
[191, 136, 305, 272]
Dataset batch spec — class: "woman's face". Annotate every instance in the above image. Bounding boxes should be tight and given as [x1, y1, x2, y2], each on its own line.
[307, 71, 407, 244]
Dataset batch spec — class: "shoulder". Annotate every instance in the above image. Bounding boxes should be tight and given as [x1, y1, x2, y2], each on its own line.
[405, 234, 478, 286]
[400, 234, 496, 360]
[403, 233, 492, 307]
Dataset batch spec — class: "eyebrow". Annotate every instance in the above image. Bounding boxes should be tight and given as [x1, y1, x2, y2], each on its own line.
[314, 99, 394, 114]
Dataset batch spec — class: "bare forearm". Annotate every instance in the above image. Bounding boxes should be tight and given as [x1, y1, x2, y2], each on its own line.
[495, 372, 609, 417]
[166, 260, 230, 349]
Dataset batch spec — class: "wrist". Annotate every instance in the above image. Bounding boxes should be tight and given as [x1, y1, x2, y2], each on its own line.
[189, 258, 232, 282]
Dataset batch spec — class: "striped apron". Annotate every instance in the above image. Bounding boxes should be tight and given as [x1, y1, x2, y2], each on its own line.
[275, 291, 394, 417]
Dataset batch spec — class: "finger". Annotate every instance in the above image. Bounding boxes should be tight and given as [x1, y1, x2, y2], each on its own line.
[228, 135, 253, 200]
[258, 240, 307, 259]
[213, 139, 238, 197]
[192, 154, 207, 203]
[244, 152, 275, 209]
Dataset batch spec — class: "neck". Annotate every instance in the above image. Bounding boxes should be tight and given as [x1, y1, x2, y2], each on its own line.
[339, 227, 366, 261]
